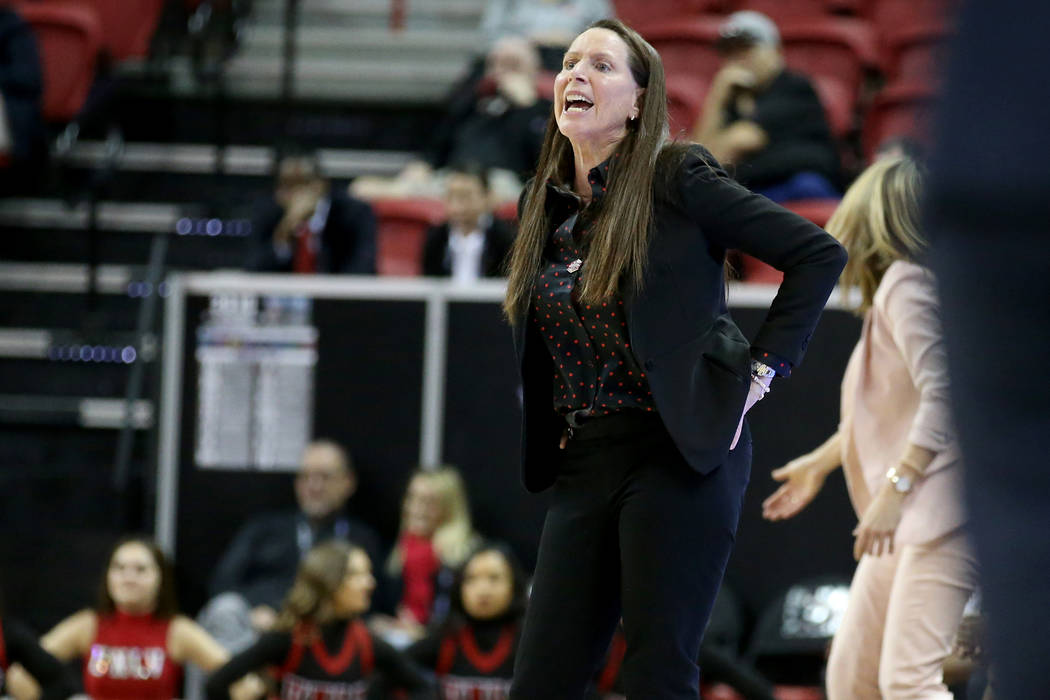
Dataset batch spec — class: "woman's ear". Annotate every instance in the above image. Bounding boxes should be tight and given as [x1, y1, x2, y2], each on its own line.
[631, 87, 646, 120]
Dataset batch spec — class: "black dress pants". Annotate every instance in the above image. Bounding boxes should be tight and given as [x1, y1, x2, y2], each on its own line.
[510, 412, 752, 699]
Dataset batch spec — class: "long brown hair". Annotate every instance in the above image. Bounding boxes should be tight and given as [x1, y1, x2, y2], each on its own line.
[504, 19, 671, 322]
[275, 540, 362, 631]
[825, 156, 926, 314]
[96, 536, 179, 619]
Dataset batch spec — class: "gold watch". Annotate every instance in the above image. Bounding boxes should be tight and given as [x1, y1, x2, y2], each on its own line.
[886, 466, 914, 494]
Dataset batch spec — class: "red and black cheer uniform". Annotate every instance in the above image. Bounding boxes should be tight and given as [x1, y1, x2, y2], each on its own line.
[82, 611, 181, 700]
[410, 617, 520, 700]
[0, 616, 76, 700]
[205, 617, 434, 700]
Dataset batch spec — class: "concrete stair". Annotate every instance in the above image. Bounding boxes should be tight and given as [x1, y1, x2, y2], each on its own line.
[151, 0, 489, 102]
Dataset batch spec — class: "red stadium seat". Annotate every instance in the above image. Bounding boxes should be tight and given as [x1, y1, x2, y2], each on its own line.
[778, 18, 879, 139]
[730, 0, 865, 19]
[370, 198, 447, 276]
[638, 17, 723, 89]
[882, 20, 953, 86]
[665, 75, 709, 137]
[862, 81, 937, 161]
[66, 0, 166, 61]
[782, 197, 840, 227]
[18, 2, 102, 122]
[781, 17, 879, 98]
[860, 0, 956, 42]
[733, 0, 836, 23]
[616, 0, 729, 28]
[808, 74, 853, 139]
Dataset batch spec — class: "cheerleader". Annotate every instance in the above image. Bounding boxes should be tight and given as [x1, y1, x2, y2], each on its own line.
[408, 543, 526, 700]
[5, 536, 228, 699]
[206, 540, 434, 699]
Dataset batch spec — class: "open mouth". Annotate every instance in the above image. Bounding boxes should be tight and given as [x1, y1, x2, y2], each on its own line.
[564, 95, 594, 113]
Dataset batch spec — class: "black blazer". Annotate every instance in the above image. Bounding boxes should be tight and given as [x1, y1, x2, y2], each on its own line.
[249, 187, 377, 274]
[422, 218, 516, 278]
[512, 145, 847, 493]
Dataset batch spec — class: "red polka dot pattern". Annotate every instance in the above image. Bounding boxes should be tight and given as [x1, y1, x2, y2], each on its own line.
[529, 157, 655, 418]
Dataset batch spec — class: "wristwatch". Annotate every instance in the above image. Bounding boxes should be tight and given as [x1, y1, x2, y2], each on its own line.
[886, 466, 914, 494]
[750, 359, 776, 379]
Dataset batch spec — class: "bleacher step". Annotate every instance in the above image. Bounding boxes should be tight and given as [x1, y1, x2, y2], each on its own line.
[0, 199, 178, 233]
[0, 394, 153, 429]
[250, 0, 486, 31]
[65, 142, 414, 178]
[241, 26, 482, 63]
[167, 55, 467, 101]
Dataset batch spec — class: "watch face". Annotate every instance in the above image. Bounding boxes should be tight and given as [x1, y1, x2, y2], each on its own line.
[895, 476, 912, 493]
[751, 361, 774, 377]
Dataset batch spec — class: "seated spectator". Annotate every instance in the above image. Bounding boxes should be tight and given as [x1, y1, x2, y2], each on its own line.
[201, 440, 383, 650]
[0, 4, 46, 194]
[373, 468, 480, 645]
[205, 541, 435, 700]
[0, 585, 76, 700]
[4, 537, 229, 700]
[692, 11, 841, 202]
[423, 162, 516, 282]
[250, 150, 377, 273]
[480, 0, 614, 71]
[351, 37, 551, 205]
[407, 543, 526, 699]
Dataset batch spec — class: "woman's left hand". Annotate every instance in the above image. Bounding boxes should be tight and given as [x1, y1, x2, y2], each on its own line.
[852, 484, 905, 560]
[730, 378, 769, 450]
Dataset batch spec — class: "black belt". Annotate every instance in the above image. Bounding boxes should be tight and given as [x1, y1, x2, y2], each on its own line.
[564, 409, 663, 441]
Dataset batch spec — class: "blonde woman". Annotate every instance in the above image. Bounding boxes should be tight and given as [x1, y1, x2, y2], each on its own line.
[384, 468, 481, 636]
[762, 156, 977, 699]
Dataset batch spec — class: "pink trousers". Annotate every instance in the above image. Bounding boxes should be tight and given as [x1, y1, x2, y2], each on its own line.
[825, 528, 977, 700]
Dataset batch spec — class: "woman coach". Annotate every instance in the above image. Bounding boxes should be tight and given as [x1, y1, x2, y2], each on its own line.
[503, 19, 847, 699]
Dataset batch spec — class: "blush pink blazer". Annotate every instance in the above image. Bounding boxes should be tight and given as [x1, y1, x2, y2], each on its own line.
[839, 261, 967, 545]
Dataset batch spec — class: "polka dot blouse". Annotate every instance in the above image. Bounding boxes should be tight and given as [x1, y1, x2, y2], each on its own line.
[529, 156, 656, 419]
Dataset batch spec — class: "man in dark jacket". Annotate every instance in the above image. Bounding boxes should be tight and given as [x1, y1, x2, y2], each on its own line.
[423, 163, 515, 281]
[249, 151, 377, 274]
[423, 36, 551, 179]
[692, 11, 840, 201]
[197, 441, 383, 652]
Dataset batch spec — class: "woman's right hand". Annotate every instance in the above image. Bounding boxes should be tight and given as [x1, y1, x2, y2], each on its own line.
[762, 456, 828, 521]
